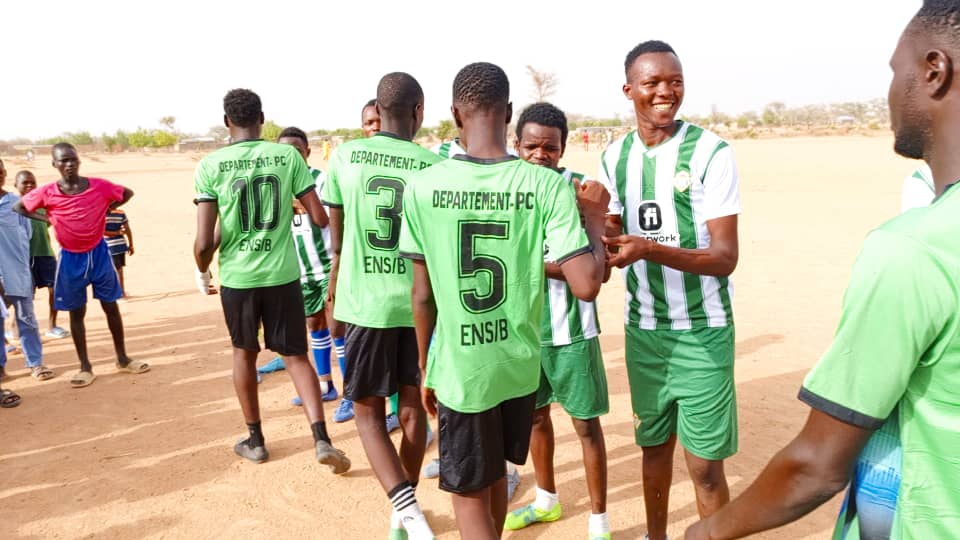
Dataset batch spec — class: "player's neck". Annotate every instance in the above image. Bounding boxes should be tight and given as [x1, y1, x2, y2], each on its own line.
[636, 120, 680, 148]
[378, 120, 415, 141]
[928, 120, 960, 194]
[229, 127, 261, 143]
[460, 129, 508, 160]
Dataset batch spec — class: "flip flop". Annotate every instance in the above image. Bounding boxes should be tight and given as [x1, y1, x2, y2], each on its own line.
[31, 365, 55, 381]
[1, 389, 21, 408]
[70, 371, 97, 388]
[256, 357, 285, 374]
[116, 359, 150, 374]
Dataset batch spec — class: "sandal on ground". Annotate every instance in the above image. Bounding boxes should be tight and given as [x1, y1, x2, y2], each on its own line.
[1, 389, 21, 408]
[31, 365, 55, 381]
[116, 359, 150, 374]
[70, 371, 97, 388]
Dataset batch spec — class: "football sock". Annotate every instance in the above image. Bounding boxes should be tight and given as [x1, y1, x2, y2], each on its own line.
[246, 422, 265, 447]
[311, 421, 331, 444]
[311, 329, 332, 378]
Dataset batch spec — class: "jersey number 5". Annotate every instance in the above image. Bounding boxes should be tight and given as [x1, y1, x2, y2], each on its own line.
[459, 220, 509, 313]
[366, 176, 405, 250]
[232, 175, 281, 232]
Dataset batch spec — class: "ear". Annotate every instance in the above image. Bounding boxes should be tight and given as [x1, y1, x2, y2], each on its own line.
[622, 82, 632, 100]
[926, 49, 954, 99]
[258, 112, 265, 126]
[452, 104, 463, 129]
[223, 114, 230, 128]
[505, 102, 513, 125]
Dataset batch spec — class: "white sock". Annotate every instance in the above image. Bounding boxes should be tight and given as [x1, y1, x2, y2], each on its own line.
[589, 512, 609, 533]
[390, 483, 434, 539]
[506, 460, 518, 474]
[390, 509, 403, 529]
[320, 381, 330, 393]
[533, 486, 559, 511]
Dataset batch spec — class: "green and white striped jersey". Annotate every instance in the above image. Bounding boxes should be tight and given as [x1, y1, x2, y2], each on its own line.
[901, 164, 934, 213]
[430, 138, 518, 159]
[431, 139, 466, 159]
[598, 122, 741, 331]
[542, 168, 600, 346]
[292, 168, 333, 285]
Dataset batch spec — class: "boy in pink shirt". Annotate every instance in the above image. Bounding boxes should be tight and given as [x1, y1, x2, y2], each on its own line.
[14, 143, 149, 387]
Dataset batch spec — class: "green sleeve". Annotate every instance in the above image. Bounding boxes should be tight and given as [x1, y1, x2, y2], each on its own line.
[800, 229, 955, 428]
[541, 171, 590, 263]
[291, 150, 314, 199]
[321, 148, 343, 207]
[399, 181, 424, 259]
[194, 160, 216, 203]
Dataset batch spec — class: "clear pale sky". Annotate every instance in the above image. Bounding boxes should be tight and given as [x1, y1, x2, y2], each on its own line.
[3, 0, 919, 140]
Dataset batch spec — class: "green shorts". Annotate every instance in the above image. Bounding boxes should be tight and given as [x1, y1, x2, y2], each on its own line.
[536, 337, 609, 419]
[625, 325, 737, 460]
[301, 279, 328, 317]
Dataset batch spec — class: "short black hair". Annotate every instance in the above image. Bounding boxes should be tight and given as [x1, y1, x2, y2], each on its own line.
[515, 102, 569, 151]
[15, 170, 35, 183]
[363, 98, 377, 111]
[453, 62, 510, 109]
[52, 142, 76, 156]
[624, 40, 677, 78]
[278, 126, 308, 145]
[376, 73, 424, 116]
[223, 88, 262, 128]
[912, 1, 960, 46]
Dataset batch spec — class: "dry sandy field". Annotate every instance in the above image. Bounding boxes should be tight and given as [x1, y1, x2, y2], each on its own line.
[0, 135, 917, 539]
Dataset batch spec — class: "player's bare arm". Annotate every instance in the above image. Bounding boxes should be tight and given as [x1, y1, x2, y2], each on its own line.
[192, 201, 219, 295]
[124, 220, 135, 256]
[605, 214, 738, 276]
[559, 180, 610, 301]
[411, 259, 438, 416]
[684, 409, 871, 540]
[11, 200, 49, 223]
[298, 189, 330, 228]
[326, 206, 344, 304]
[110, 187, 134, 209]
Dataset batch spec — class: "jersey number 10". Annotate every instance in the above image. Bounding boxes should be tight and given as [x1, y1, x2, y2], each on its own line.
[232, 175, 281, 233]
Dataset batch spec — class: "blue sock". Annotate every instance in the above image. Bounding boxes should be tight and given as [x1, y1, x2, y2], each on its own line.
[311, 329, 333, 382]
[334, 336, 347, 381]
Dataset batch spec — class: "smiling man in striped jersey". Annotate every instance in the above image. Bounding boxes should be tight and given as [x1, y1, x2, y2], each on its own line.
[598, 40, 741, 540]
[503, 102, 611, 540]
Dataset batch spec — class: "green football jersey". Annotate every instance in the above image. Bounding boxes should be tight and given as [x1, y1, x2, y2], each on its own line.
[29, 210, 54, 257]
[321, 132, 441, 328]
[801, 183, 960, 539]
[400, 156, 591, 413]
[292, 169, 333, 285]
[541, 168, 600, 347]
[194, 139, 314, 289]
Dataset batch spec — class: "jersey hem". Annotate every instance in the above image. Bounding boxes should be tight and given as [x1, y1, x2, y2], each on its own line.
[797, 387, 885, 430]
[432, 387, 539, 414]
[553, 245, 592, 265]
[321, 200, 343, 208]
[399, 251, 425, 260]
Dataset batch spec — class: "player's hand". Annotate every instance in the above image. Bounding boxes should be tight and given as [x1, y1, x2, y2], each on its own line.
[195, 268, 218, 295]
[603, 234, 654, 268]
[128, 245, 135, 256]
[573, 179, 611, 218]
[421, 379, 437, 417]
[684, 519, 711, 539]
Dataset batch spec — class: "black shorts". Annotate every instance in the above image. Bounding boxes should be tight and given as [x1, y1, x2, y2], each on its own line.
[437, 392, 537, 493]
[31, 256, 56, 289]
[343, 324, 419, 401]
[220, 280, 307, 356]
[112, 253, 126, 268]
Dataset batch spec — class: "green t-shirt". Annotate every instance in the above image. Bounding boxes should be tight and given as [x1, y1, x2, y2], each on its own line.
[194, 139, 314, 289]
[321, 133, 441, 327]
[29, 210, 54, 257]
[800, 184, 960, 539]
[399, 156, 591, 413]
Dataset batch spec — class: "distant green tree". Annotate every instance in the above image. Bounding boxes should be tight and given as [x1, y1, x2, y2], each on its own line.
[102, 132, 117, 151]
[114, 130, 131, 151]
[150, 130, 178, 147]
[66, 131, 94, 145]
[128, 128, 152, 149]
[159, 116, 177, 132]
[436, 119, 457, 141]
[262, 120, 282, 142]
[762, 102, 786, 126]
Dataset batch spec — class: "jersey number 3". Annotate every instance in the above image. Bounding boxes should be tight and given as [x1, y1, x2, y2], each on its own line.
[459, 221, 509, 313]
[366, 176, 405, 250]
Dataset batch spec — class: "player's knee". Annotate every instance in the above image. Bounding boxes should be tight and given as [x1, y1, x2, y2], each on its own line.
[531, 407, 552, 430]
[688, 460, 726, 492]
[572, 417, 602, 441]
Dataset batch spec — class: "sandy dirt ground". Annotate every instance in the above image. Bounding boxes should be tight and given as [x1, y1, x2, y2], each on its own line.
[0, 136, 916, 539]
